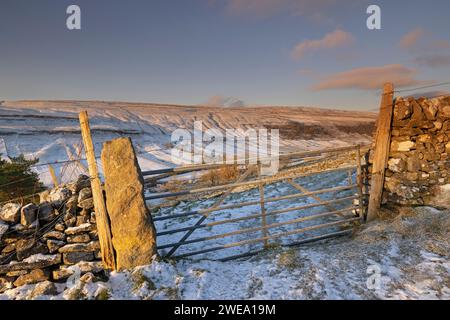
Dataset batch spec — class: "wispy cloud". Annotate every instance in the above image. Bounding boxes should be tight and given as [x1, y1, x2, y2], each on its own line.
[399, 28, 450, 52]
[414, 55, 450, 68]
[312, 64, 430, 91]
[291, 29, 354, 60]
[399, 28, 425, 49]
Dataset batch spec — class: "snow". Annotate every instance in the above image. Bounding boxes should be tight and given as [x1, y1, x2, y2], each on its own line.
[1, 101, 447, 300]
[1, 207, 449, 300]
[22, 254, 59, 264]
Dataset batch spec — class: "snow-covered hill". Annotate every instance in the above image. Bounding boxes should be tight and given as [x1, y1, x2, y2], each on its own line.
[0, 100, 376, 186]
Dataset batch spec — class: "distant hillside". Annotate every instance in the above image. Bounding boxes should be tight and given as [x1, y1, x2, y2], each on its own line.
[0, 100, 377, 185]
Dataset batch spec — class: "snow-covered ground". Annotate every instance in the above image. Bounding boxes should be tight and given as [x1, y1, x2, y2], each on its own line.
[0, 101, 448, 300]
[1, 206, 449, 300]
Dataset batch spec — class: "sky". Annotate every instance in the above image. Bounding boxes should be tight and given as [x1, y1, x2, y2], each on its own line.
[0, 0, 450, 110]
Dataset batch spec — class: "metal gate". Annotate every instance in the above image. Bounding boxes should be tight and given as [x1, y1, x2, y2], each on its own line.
[141, 145, 367, 261]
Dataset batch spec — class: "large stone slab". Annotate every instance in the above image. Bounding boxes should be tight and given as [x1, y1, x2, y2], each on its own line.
[424, 184, 450, 209]
[101, 137, 157, 270]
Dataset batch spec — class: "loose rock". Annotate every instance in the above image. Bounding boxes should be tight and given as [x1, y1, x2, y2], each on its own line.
[13, 269, 49, 287]
[0, 203, 21, 223]
[20, 203, 38, 226]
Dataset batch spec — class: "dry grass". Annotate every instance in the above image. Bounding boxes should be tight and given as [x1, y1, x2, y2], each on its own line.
[158, 178, 185, 193]
[358, 206, 450, 246]
[277, 248, 302, 270]
[198, 165, 240, 186]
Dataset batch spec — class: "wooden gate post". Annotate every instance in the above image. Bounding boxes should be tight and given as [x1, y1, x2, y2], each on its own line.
[79, 111, 116, 270]
[367, 83, 394, 221]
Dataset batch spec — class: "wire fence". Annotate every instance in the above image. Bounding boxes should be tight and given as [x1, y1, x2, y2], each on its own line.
[377, 80, 450, 98]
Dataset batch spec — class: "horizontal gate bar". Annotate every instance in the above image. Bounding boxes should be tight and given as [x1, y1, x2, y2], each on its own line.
[170, 217, 360, 259]
[152, 184, 357, 222]
[219, 229, 353, 262]
[157, 206, 357, 250]
[142, 145, 366, 177]
[146, 165, 356, 200]
[156, 195, 357, 236]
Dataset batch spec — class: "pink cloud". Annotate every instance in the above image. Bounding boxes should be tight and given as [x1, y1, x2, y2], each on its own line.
[432, 40, 450, 49]
[291, 29, 354, 60]
[399, 28, 425, 49]
[312, 64, 431, 91]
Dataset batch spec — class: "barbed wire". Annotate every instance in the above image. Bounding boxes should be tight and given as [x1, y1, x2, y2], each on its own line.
[395, 81, 450, 94]
[377, 81, 450, 97]
[27, 145, 170, 169]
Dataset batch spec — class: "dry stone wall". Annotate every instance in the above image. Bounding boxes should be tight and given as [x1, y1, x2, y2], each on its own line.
[375, 96, 450, 207]
[0, 175, 106, 293]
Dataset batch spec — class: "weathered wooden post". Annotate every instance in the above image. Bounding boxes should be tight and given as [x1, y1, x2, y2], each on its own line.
[79, 111, 116, 270]
[367, 83, 395, 221]
[101, 137, 158, 270]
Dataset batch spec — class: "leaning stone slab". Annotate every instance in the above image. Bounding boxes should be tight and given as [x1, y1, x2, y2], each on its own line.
[101, 137, 158, 270]
[424, 184, 450, 209]
[0, 254, 61, 274]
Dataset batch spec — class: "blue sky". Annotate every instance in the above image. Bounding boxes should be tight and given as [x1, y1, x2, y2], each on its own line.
[1, 0, 449, 110]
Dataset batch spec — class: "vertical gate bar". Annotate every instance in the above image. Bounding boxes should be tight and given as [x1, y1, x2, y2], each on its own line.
[165, 164, 255, 258]
[258, 162, 268, 249]
[355, 145, 365, 221]
[347, 168, 353, 185]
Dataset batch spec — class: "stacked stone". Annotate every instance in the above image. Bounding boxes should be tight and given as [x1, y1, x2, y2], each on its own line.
[371, 96, 450, 207]
[0, 175, 104, 292]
